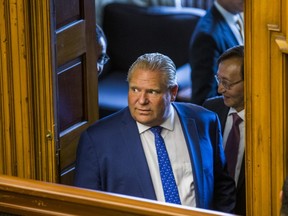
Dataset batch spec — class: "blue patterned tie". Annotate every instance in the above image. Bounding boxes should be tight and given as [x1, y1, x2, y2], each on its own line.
[150, 126, 181, 204]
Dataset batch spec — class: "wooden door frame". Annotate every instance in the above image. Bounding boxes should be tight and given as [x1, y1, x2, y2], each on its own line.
[0, 0, 57, 181]
[29, 0, 58, 182]
[245, 0, 287, 215]
[1, 0, 287, 215]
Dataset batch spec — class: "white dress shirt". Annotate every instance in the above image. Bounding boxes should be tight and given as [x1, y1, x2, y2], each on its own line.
[137, 105, 196, 207]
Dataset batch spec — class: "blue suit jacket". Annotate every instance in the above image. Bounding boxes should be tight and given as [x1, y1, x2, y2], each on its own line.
[74, 102, 236, 213]
[203, 96, 246, 215]
[189, 5, 240, 105]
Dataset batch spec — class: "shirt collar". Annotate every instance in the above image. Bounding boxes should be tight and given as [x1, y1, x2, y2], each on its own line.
[228, 107, 245, 121]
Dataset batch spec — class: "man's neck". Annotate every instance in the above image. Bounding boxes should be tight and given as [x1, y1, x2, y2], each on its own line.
[215, 0, 239, 15]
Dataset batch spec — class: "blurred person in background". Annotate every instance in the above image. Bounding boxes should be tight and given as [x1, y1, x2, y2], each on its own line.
[189, 0, 244, 105]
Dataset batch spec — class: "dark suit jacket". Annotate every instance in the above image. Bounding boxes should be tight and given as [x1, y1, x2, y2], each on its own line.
[189, 5, 240, 105]
[203, 96, 246, 215]
[74, 102, 236, 213]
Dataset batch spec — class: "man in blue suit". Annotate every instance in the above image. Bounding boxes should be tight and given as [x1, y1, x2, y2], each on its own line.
[189, 0, 244, 105]
[74, 53, 236, 213]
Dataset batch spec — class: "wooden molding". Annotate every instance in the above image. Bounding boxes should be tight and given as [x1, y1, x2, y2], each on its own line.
[275, 35, 288, 54]
[0, 175, 234, 216]
[0, 0, 56, 181]
[28, 0, 57, 182]
[0, 0, 36, 178]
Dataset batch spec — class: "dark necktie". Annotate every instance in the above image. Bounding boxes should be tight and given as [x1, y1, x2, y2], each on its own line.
[150, 126, 181, 204]
[225, 113, 243, 179]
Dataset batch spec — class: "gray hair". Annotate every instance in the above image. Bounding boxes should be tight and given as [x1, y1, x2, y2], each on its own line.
[127, 53, 177, 88]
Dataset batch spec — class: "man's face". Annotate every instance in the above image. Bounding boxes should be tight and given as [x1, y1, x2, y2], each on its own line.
[128, 69, 178, 126]
[217, 57, 244, 112]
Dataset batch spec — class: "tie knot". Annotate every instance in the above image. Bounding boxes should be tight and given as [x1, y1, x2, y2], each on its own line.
[235, 16, 244, 41]
[150, 126, 162, 135]
[231, 113, 242, 126]
[235, 19, 242, 31]
[235, 18, 241, 26]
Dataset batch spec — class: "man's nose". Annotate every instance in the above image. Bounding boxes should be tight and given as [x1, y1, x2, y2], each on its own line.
[217, 83, 226, 94]
[138, 92, 149, 104]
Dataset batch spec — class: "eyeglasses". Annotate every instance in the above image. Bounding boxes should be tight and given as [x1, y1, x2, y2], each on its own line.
[214, 75, 243, 90]
[97, 54, 110, 65]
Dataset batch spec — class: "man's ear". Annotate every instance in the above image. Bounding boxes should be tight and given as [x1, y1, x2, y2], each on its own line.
[170, 85, 178, 102]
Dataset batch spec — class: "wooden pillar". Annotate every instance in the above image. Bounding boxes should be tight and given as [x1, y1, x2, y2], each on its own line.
[0, 0, 56, 182]
[245, 0, 287, 215]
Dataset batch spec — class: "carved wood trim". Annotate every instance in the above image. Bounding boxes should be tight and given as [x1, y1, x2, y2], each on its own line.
[0, 175, 235, 216]
[0, 0, 56, 181]
[275, 35, 288, 54]
[29, 0, 57, 182]
[0, 0, 36, 178]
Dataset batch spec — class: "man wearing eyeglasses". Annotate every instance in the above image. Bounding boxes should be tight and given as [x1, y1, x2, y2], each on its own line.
[203, 45, 245, 215]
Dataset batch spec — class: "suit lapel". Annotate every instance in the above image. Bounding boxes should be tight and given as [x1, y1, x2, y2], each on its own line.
[173, 104, 205, 208]
[211, 5, 239, 46]
[119, 110, 157, 200]
[182, 118, 204, 207]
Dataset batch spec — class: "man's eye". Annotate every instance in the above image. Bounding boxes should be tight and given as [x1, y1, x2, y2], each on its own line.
[149, 90, 159, 95]
[131, 88, 139, 93]
[153, 91, 159, 94]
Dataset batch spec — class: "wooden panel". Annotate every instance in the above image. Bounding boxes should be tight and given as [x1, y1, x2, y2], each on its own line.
[1, 0, 36, 178]
[285, 57, 288, 177]
[0, 0, 15, 176]
[0, 175, 235, 216]
[56, 21, 86, 67]
[0, 0, 52, 180]
[60, 129, 84, 173]
[55, 0, 98, 184]
[245, 0, 287, 215]
[0, 0, 57, 182]
[56, 0, 81, 29]
[269, 34, 286, 216]
[58, 59, 85, 131]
